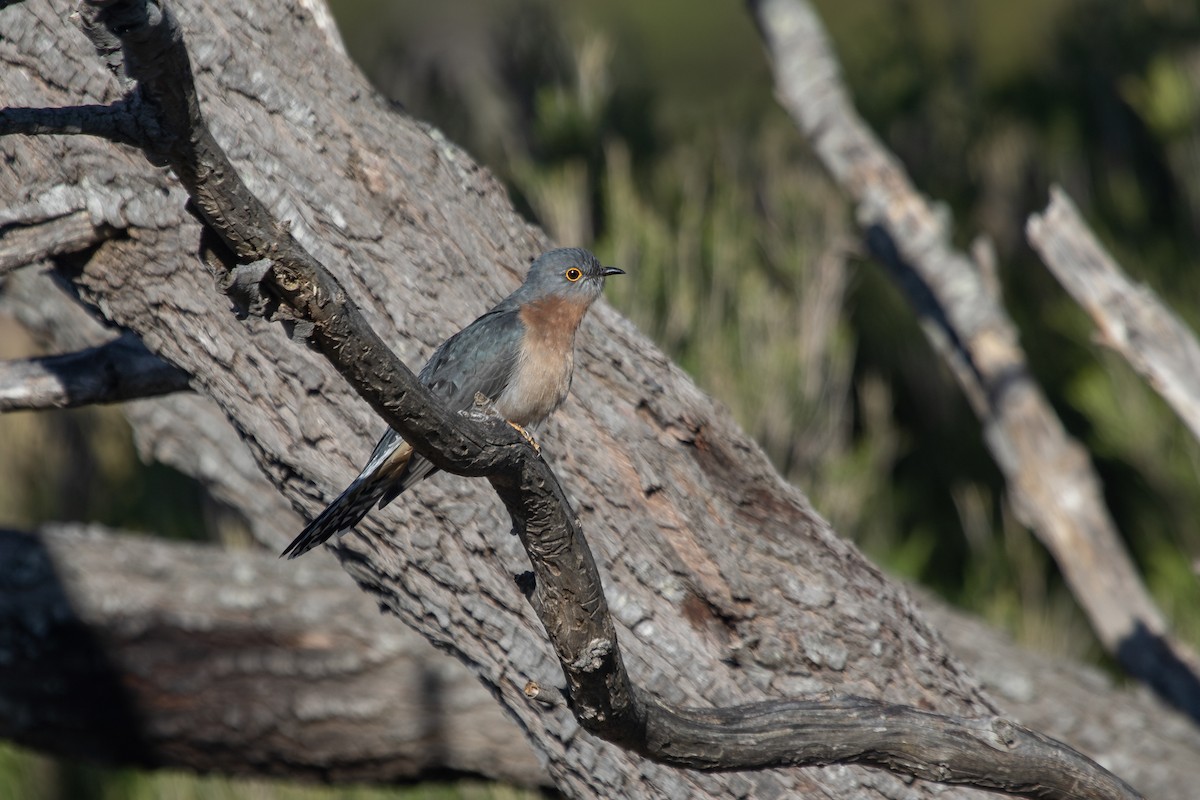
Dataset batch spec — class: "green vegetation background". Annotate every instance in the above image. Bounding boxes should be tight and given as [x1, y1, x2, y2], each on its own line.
[4, 0, 1200, 796]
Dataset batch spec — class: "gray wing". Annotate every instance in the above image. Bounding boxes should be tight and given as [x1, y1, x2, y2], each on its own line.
[419, 304, 524, 411]
[286, 304, 526, 553]
[366, 304, 523, 464]
[372, 304, 523, 507]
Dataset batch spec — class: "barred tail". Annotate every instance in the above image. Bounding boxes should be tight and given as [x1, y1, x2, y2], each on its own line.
[281, 441, 414, 559]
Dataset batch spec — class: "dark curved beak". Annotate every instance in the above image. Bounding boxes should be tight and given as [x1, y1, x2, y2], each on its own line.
[601, 266, 625, 277]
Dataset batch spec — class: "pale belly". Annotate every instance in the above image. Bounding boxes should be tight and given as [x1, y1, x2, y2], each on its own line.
[493, 345, 574, 427]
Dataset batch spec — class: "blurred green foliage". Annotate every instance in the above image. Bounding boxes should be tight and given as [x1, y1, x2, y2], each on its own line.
[5, 0, 1200, 796]
[0, 743, 537, 800]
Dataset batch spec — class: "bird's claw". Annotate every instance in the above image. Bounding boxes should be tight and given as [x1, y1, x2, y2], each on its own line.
[508, 421, 541, 453]
[470, 393, 540, 453]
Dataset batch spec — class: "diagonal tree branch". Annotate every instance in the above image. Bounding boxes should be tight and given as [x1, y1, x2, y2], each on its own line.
[0, 332, 190, 411]
[3, 269, 1194, 797]
[750, 0, 1200, 725]
[0, 0, 1146, 797]
[1029, 186, 1200, 446]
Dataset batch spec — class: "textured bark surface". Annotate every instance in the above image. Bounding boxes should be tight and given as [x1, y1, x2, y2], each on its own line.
[919, 598, 1200, 800]
[0, 1, 1176, 797]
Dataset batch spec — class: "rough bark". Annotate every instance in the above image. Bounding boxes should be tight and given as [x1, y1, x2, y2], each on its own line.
[0, 0, 1163, 797]
[919, 597, 1200, 800]
[3, 520, 1196, 798]
[750, 0, 1200, 723]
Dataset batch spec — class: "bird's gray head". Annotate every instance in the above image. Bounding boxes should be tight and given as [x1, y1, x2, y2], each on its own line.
[517, 247, 624, 304]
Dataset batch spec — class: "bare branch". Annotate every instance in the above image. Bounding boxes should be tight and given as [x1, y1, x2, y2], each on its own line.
[1029, 186, 1200, 444]
[25, 2, 1142, 797]
[0, 103, 146, 147]
[0, 332, 189, 411]
[0, 524, 547, 787]
[0, 211, 115, 276]
[750, 0, 1200, 724]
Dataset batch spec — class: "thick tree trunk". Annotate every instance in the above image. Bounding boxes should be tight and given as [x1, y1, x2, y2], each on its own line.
[0, 1, 1182, 797]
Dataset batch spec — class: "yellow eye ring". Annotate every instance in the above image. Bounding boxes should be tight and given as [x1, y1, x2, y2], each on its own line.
[565, 268, 583, 282]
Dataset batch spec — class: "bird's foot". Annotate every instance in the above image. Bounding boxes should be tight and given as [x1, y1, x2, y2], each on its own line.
[507, 421, 541, 453]
[470, 393, 540, 453]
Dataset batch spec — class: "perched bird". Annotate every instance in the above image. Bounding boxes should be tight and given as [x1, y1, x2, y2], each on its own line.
[281, 247, 623, 559]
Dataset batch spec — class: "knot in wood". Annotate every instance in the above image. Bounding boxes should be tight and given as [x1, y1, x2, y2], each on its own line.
[570, 638, 613, 672]
[989, 718, 1019, 749]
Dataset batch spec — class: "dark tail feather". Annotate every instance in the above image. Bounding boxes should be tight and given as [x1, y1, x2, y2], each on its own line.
[377, 456, 439, 508]
[285, 441, 422, 561]
[281, 476, 387, 559]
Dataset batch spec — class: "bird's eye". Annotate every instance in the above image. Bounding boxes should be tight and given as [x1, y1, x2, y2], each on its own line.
[565, 268, 583, 282]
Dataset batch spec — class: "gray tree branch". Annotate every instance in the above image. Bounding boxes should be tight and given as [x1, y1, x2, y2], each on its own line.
[0, 332, 189, 411]
[0, 211, 116, 276]
[750, 0, 1200, 724]
[1029, 186, 1200, 446]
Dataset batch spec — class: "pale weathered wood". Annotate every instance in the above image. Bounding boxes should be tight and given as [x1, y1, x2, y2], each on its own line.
[751, 0, 1200, 723]
[1029, 186, 1200, 445]
[0, 210, 115, 275]
[0, 0, 1157, 796]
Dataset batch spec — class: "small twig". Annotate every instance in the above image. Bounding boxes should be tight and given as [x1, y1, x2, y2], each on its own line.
[1029, 186, 1200, 446]
[0, 103, 146, 147]
[0, 333, 189, 412]
[750, 0, 1200, 726]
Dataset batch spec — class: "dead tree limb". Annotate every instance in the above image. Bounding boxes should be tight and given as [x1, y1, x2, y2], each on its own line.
[0, 0, 1148, 796]
[0, 210, 117, 276]
[0, 523, 548, 787]
[0, 332, 189, 411]
[1029, 186, 1200, 446]
[750, 0, 1200, 724]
